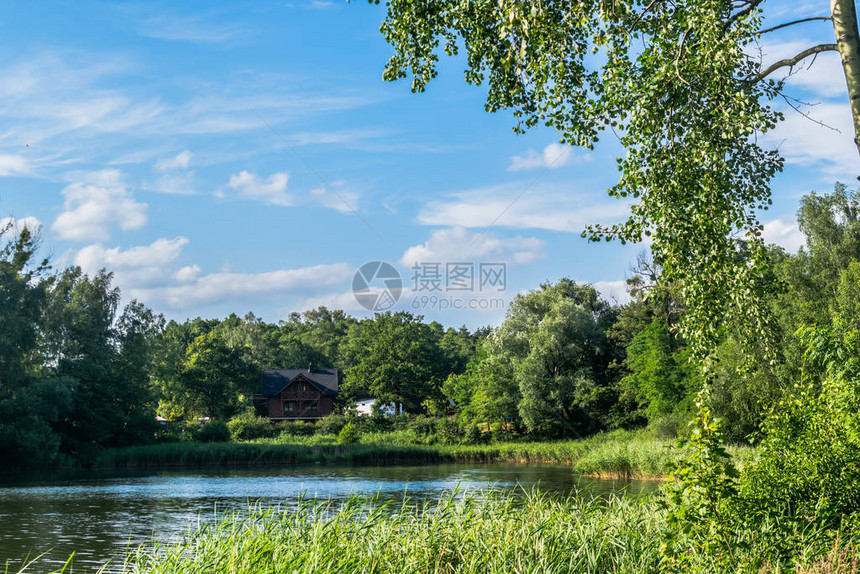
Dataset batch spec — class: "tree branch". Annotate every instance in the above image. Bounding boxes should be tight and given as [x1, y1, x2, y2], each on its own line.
[757, 16, 833, 36]
[754, 44, 839, 81]
[726, 0, 765, 30]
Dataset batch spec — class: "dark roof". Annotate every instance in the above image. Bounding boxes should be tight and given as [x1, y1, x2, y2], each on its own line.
[261, 368, 339, 396]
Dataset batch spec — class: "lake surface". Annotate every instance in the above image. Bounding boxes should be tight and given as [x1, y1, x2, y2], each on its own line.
[0, 463, 658, 573]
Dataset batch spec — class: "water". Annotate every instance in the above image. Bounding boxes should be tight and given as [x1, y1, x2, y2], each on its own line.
[0, 463, 658, 572]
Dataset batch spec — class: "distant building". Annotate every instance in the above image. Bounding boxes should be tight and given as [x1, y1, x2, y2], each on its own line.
[355, 398, 403, 417]
[260, 365, 338, 420]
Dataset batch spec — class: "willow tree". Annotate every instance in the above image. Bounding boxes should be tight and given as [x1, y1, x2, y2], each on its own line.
[371, 0, 860, 357]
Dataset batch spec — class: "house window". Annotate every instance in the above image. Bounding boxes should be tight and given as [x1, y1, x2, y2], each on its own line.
[284, 401, 295, 414]
[308, 401, 319, 411]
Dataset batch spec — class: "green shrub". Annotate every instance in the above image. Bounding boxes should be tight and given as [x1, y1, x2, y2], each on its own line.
[227, 410, 276, 442]
[315, 414, 349, 436]
[407, 414, 437, 437]
[337, 422, 361, 445]
[461, 424, 485, 445]
[738, 325, 860, 522]
[277, 421, 315, 436]
[195, 420, 231, 443]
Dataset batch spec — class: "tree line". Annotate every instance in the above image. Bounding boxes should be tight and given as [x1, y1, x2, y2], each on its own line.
[1, 183, 858, 465]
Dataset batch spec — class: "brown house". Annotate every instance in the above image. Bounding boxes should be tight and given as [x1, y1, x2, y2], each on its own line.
[261, 366, 338, 420]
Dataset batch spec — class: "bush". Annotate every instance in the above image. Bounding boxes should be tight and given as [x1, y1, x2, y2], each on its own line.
[407, 414, 437, 437]
[337, 422, 361, 445]
[433, 417, 462, 444]
[277, 421, 316, 436]
[195, 420, 231, 443]
[461, 424, 485, 445]
[315, 414, 349, 436]
[227, 410, 276, 442]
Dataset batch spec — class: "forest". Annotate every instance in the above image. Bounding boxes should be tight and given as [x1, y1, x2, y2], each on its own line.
[2, 183, 857, 468]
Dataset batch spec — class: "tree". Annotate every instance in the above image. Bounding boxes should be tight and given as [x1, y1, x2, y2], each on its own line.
[492, 279, 616, 435]
[622, 318, 699, 422]
[173, 332, 256, 420]
[371, 0, 860, 356]
[0, 225, 69, 464]
[341, 312, 447, 413]
[443, 340, 520, 427]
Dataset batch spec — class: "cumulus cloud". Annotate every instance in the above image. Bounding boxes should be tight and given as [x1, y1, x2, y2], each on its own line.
[75, 237, 189, 287]
[401, 227, 546, 266]
[0, 155, 30, 176]
[135, 263, 353, 308]
[417, 182, 631, 234]
[71, 234, 354, 313]
[51, 170, 148, 241]
[155, 150, 192, 171]
[227, 170, 291, 206]
[508, 143, 586, 171]
[762, 217, 806, 252]
[174, 264, 201, 283]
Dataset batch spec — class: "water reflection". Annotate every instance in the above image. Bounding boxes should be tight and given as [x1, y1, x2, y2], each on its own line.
[0, 464, 658, 572]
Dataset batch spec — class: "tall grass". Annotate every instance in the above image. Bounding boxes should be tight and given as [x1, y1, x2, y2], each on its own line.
[94, 429, 752, 479]
[109, 489, 845, 574]
[120, 492, 669, 573]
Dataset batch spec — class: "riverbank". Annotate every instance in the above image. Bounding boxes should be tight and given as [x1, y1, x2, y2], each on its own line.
[107, 491, 847, 574]
[93, 430, 753, 479]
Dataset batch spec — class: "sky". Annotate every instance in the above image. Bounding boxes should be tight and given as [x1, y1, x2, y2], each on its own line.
[0, 1, 855, 329]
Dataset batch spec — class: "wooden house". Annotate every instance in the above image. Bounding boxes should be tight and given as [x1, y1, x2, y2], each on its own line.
[260, 366, 338, 420]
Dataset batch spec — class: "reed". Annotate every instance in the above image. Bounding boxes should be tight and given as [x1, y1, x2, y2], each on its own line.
[110, 489, 846, 574]
[94, 430, 752, 480]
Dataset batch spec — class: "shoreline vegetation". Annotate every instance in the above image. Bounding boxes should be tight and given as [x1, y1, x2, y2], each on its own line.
[44, 491, 852, 574]
[89, 430, 752, 481]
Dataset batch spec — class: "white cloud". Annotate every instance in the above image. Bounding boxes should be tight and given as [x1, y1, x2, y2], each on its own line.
[174, 265, 201, 283]
[762, 217, 806, 252]
[155, 150, 192, 171]
[137, 15, 246, 44]
[417, 182, 631, 233]
[401, 227, 546, 266]
[0, 51, 378, 167]
[51, 170, 148, 241]
[0, 155, 30, 176]
[71, 235, 353, 313]
[769, 101, 857, 180]
[592, 280, 632, 305]
[135, 263, 353, 308]
[310, 183, 360, 213]
[508, 143, 587, 171]
[149, 171, 196, 195]
[227, 170, 291, 206]
[74, 237, 188, 287]
[0, 216, 42, 236]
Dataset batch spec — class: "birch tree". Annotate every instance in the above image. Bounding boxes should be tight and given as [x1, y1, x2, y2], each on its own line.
[371, 0, 860, 356]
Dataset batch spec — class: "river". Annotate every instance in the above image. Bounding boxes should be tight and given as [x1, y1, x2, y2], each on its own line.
[0, 463, 658, 572]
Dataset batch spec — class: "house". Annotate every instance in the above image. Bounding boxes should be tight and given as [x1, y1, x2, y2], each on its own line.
[355, 398, 403, 417]
[261, 365, 338, 420]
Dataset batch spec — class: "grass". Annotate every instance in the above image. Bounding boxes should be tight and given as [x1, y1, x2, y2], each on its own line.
[116, 491, 671, 574]
[88, 490, 849, 574]
[93, 429, 753, 479]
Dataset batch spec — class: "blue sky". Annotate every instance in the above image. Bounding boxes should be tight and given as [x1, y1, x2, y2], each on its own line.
[0, 1, 855, 329]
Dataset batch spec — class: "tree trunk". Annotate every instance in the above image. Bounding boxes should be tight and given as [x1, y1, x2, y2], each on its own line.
[832, 0, 860, 162]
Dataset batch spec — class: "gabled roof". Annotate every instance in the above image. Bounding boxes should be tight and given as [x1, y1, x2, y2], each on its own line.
[261, 368, 339, 396]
